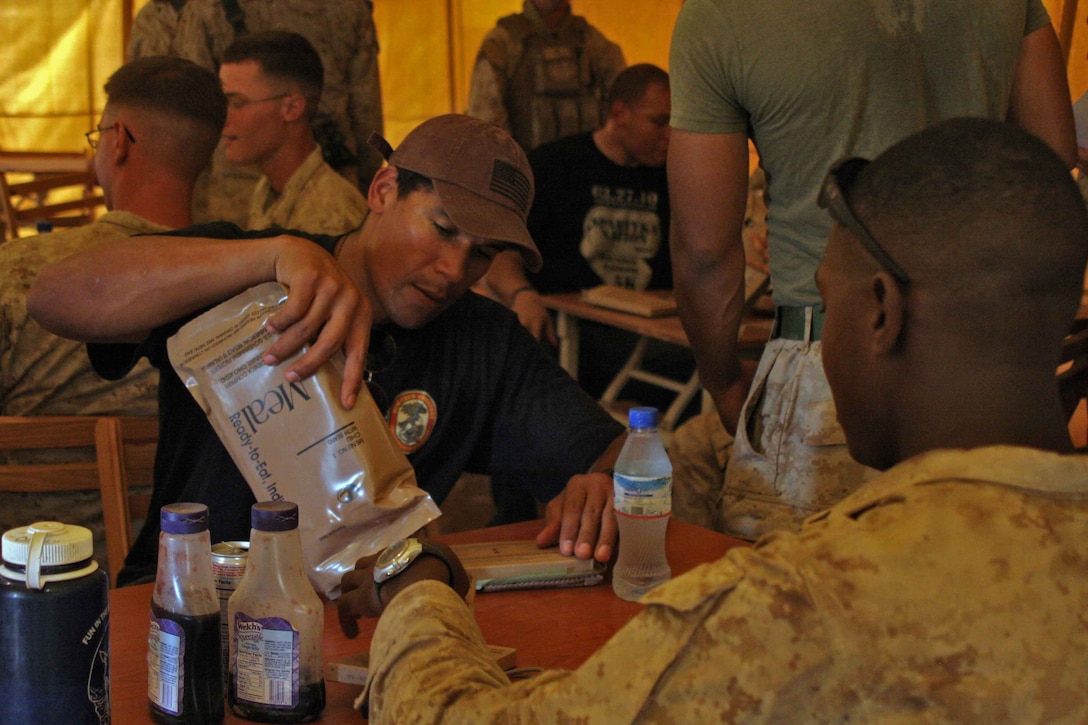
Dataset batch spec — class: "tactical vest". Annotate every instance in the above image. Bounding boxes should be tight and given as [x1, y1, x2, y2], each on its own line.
[499, 14, 605, 152]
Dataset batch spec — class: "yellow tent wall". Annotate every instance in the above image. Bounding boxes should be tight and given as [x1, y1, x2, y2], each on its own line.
[0, 0, 1083, 152]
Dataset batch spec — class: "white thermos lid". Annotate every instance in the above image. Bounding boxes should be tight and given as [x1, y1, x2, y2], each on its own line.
[1, 521, 98, 589]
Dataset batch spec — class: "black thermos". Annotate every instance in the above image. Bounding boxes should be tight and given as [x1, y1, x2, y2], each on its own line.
[0, 521, 111, 724]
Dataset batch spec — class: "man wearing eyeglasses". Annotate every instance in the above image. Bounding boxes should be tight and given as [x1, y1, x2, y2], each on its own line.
[0, 55, 225, 562]
[30, 114, 627, 586]
[219, 31, 367, 236]
[337, 117, 1088, 724]
[667, 0, 1078, 540]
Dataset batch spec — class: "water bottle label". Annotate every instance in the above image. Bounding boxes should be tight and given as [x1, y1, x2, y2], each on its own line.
[148, 615, 185, 715]
[613, 473, 672, 518]
[234, 612, 301, 708]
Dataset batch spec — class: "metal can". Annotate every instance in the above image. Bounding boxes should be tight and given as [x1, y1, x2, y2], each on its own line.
[211, 540, 249, 681]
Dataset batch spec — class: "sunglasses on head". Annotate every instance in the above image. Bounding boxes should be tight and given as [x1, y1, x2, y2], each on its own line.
[818, 157, 912, 285]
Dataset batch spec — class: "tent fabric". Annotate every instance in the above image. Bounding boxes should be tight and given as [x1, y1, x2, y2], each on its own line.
[0, 0, 1082, 152]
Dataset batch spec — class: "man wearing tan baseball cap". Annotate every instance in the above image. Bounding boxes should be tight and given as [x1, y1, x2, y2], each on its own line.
[31, 114, 626, 587]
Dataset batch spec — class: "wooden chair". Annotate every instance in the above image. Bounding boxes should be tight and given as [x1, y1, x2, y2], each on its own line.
[0, 415, 159, 587]
[0, 150, 105, 241]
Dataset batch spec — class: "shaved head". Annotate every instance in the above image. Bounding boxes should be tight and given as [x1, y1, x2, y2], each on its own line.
[850, 118, 1088, 359]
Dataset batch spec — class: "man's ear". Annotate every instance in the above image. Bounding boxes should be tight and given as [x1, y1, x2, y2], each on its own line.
[106, 120, 134, 167]
[282, 93, 307, 123]
[609, 99, 629, 125]
[367, 165, 399, 211]
[870, 271, 905, 355]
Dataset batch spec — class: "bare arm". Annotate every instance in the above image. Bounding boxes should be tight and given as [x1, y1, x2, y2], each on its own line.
[28, 233, 371, 408]
[668, 130, 752, 434]
[1008, 23, 1077, 169]
[479, 250, 556, 345]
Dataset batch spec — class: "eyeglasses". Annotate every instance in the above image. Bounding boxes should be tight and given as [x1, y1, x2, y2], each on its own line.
[363, 328, 397, 414]
[818, 157, 911, 284]
[85, 124, 136, 150]
[226, 93, 289, 111]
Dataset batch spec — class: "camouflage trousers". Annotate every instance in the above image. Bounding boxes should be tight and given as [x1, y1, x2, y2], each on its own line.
[670, 337, 875, 540]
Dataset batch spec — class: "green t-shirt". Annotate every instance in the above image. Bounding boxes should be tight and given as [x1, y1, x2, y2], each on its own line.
[670, 0, 1051, 306]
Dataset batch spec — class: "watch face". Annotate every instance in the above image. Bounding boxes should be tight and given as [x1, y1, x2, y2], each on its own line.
[374, 538, 421, 583]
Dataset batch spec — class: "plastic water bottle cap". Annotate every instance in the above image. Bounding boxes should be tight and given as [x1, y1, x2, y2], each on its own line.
[628, 406, 659, 429]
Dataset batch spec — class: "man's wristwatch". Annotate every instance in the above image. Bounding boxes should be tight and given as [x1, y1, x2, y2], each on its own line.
[373, 538, 455, 601]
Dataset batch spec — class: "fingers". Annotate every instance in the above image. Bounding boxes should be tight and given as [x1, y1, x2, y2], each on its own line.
[338, 298, 372, 409]
[538, 473, 614, 561]
[536, 495, 563, 549]
[260, 238, 370, 403]
[336, 555, 383, 637]
[270, 279, 363, 381]
[593, 493, 618, 563]
[339, 566, 382, 635]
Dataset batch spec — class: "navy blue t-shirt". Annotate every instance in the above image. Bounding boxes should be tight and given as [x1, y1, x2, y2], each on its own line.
[90, 223, 622, 584]
[527, 131, 671, 294]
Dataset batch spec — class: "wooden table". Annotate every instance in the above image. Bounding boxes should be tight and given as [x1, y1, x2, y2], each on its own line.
[540, 291, 773, 431]
[109, 519, 746, 723]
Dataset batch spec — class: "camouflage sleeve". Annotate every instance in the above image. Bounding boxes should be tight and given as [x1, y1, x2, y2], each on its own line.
[171, 0, 230, 71]
[366, 548, 830, 723]
[127, 3, 179, 61]
[347, 1, 385, 187]
[466, 27, 514, 132]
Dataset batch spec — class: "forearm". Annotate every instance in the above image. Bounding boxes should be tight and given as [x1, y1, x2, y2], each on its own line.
[365, 582, 515, 724]
[673, 240, 748, 400]
[28, 235, 289, 343]
[668, 130, 751, 404]
[1008, 24, 1077, 169]
[589, 434, 626, 474]
[481, 250, 532, 307]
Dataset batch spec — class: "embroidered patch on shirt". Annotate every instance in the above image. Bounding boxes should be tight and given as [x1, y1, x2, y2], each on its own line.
[388, 390, 437, 453]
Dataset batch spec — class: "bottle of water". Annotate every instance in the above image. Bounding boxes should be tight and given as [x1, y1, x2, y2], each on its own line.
[612, 406, 672, 601]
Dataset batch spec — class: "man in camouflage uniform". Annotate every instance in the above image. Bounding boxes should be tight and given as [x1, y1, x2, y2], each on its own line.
[173, 0, 384, 223]
[127, 0, 186, 59]
[467, 0, 625, 153]
[221, 31, 366, 234]
[667, 0, 1077, 541]
[0, 56, 225, 572]
[341, 118, 1088, 725]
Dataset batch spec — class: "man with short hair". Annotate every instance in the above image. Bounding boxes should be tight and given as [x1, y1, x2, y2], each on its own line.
[667, 0, 1078, 540]
[467, 0, 625, 153]
[30, 114, 625, 586]
[173, 0, 384, 223]
[220, 31, 367, 235]
[477, 63, 676, 522]
[481, 63, 672, 350]
[0, 55, 225, 563]
[337, 117, 1088, 724]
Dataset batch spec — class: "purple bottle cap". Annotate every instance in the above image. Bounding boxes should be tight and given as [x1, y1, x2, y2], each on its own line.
[251, 501, 299, 532]
[160, 503, 209, 534]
